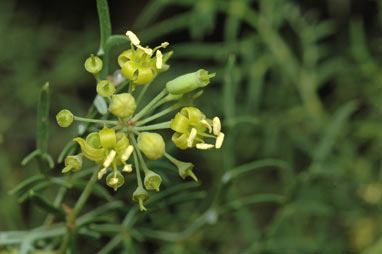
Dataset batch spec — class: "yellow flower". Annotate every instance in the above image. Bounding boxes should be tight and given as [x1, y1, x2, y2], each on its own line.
[118, 31, 170, 85]
[73, 126, 133, 180]
[170, 107, 224, 150]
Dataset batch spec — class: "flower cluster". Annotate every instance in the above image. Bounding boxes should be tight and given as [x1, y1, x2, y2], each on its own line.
[56, 31, 224, 211]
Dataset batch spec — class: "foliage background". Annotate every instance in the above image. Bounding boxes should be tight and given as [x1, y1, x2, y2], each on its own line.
[0, 0, 381, 253]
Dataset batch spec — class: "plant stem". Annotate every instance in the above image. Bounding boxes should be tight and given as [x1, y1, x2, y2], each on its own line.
[132, 89, 168, 121]
[136, 81, 153, 107]
[130, 135, 149, 174]
[130, 134, 143, 188]
[59, 170, 98, 253]
[134, 121, 172, 131]
[74, 116, 118, 125]
[136, 104, 178, 126]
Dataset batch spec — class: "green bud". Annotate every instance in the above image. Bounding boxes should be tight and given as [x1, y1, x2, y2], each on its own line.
[133, 186, 149, 211]
[137, 132, 165, 160]
[108, 93, 136, 119]
[97, 80, 115, 97]
[62, 154, 82, 173]
[84, 54, 103, 74]
[144, 170, 162, 191]
[106, 171, 125, 191]
[56, 109, 74, 128]
[166, 69, 215, 95]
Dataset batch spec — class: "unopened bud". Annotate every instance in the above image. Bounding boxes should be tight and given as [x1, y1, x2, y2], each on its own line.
[56, 109, 74, 128]
[108, 93, 136, 119]
[137, 132, 165, 160]
[166, 69, 215, 95]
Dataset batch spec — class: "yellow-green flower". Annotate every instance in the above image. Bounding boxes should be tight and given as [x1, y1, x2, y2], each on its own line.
[170, 107, 225, 150]
[118, 31, 169, 85]
[73, 126, 133, 181]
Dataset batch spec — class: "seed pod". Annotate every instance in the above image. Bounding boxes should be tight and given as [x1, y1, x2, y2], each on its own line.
[137, 132, 165, 160]
[108, 93, 136, 119]
[56, 109, 74, 128]
[166, 69, 215, 95]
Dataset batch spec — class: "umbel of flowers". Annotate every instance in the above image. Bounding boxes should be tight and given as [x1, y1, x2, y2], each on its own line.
[56, 31, 224, 211]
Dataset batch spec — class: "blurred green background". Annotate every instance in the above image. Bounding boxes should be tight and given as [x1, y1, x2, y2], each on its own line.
[0, 0, 381, 253]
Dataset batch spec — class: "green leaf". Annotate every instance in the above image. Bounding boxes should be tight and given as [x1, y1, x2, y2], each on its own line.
[36, 82, 50, 153]
[222, 159, 290, 183]
[8, 174, 45, 195]
[313, 100, 359, 162]
[29, 190, 66, 218]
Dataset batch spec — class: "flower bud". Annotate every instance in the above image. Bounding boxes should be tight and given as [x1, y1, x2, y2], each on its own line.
[144, 170, 162, 191]
[62, 154, 82, 173]
[106, 171, 125, 191]
[137, 132, 165, 160]
[97, 80, 115, 97]
[84, 54, 103, 74]
[56, 109, 74, 128]
[108, 93, 136, 119]
[133, 186, 149, 211]
[166, 69, 215, 95]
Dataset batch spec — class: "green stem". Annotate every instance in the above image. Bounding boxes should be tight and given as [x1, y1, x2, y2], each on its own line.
[59, 170, 98, 253]
[74, 116, 118, 125]
[130, 136, 143, 188]
[136, 104, 178, 126]
[136, 81, 153, 107]
[132, 89, 168, 121]
[134, 121, 172, 131]
[130, 135, 149, 174]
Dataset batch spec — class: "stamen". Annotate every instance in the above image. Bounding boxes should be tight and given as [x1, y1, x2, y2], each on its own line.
[161, 42, 169, 48]
[196, 143, 214, 150]
[103, 150, 117, 168]
[122, 164, 133, 172]
[109, 177, 118, 185]
[156, 50, 163, 69]
[98, 167, 107, 180]
[121, 145, 134, 162]
[200, 119, 212, 133]
[136, 45, 153, 56]
[126, 31, 140, 46]
[213, 117, 221, 135]
[215, 132, 225, 149]
[187, 128, 197, 147]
